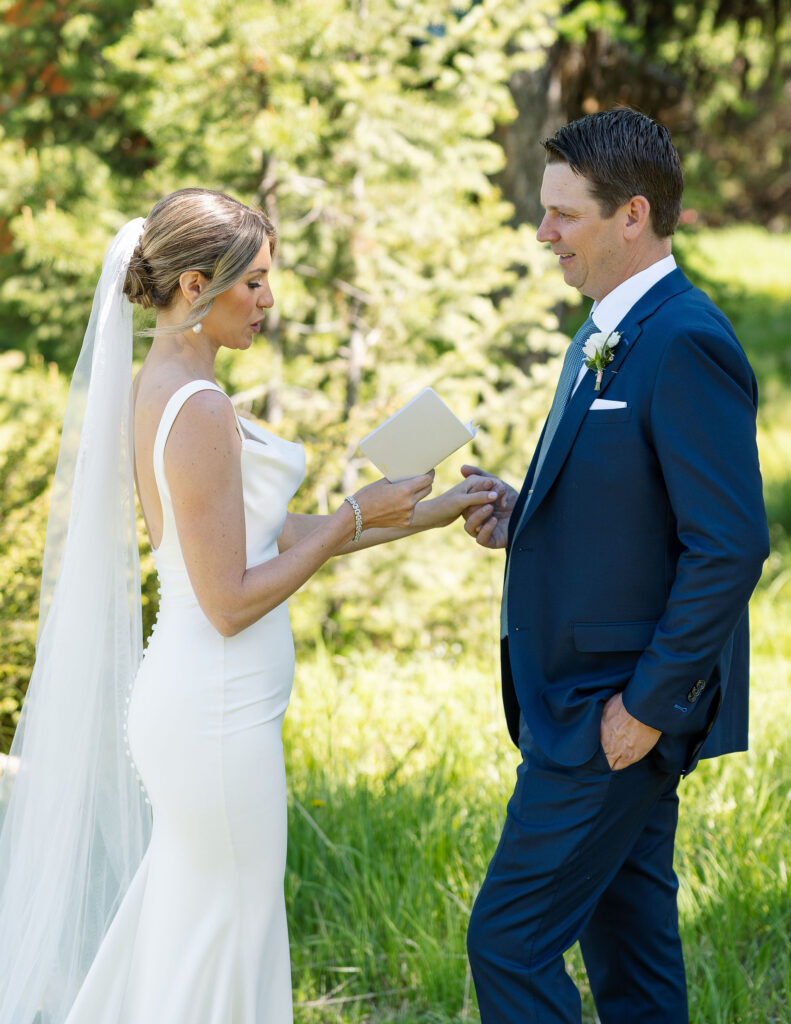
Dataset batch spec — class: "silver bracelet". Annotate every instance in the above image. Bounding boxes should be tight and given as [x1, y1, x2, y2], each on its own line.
[344, 495, 363, 543]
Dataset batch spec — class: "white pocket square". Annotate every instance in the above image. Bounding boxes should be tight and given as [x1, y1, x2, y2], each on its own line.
[589, 399, 627, 410]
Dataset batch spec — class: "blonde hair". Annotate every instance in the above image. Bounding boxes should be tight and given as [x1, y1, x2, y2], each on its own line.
[123, 188, 277, 335]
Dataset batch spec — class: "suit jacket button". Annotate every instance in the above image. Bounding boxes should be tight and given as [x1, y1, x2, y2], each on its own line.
[687, 679, 706, 702]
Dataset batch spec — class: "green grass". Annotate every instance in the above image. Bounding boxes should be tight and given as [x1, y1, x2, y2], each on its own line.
[284, 645, 516, 1022]
[677, 577, 791, 1024]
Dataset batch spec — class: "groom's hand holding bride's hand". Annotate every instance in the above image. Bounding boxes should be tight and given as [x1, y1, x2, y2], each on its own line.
[352, 471, 501, 531]
[459, 465, 517, 549]
[409, 474, 505, 530]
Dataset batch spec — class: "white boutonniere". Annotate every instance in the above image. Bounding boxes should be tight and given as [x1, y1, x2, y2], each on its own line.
[582, 330, 622, 391]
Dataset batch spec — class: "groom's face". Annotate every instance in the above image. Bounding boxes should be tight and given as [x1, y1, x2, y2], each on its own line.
[537, 161, 629, 302]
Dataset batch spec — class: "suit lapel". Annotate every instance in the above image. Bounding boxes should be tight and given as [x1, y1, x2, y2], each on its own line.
[508, 424, 544, 546]
[515, 269, 693, 531]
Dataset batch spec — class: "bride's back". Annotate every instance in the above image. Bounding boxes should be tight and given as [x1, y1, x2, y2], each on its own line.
[132, 365, 199, 552]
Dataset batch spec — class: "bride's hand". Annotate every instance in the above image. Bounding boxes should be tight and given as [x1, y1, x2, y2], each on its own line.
[351, 472, 435, 531]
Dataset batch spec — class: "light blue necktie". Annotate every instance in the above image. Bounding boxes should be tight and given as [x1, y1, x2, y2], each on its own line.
[529, 314, 597, 490]
[500, 314, 597, 636]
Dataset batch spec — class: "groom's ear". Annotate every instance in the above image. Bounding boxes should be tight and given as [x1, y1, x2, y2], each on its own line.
[622, 195, 652, 240]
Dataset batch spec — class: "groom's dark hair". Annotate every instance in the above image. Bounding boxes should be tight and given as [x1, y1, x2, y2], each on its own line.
[542, 108, 683, 237]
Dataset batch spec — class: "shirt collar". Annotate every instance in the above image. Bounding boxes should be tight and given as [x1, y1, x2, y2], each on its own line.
[591, 254, 677, 334]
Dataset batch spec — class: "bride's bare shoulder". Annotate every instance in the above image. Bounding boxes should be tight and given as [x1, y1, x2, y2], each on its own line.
[161, 389, 239, 482]
[135, 371, 237, 478]
[168, 387, 236, 439]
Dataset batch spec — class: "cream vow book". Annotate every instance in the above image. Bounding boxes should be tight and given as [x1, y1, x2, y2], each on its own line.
[359, 387, 477, 481]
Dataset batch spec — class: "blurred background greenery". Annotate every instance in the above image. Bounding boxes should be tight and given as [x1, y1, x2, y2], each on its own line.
[1, 1, 790, 1021]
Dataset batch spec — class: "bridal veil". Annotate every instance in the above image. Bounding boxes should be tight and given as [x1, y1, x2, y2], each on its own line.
[0, 218, 152, 1023]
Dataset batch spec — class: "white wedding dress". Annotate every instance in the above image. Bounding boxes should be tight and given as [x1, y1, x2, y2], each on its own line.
[64, 380, 305, 1024]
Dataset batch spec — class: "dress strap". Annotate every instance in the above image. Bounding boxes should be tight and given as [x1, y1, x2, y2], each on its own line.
[152, 380, 245, 500]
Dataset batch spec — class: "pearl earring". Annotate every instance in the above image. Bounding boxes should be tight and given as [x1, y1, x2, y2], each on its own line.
[192, 322, 203, 334]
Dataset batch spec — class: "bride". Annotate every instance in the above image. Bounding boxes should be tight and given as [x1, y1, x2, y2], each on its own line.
[0, 188, 499, 1023]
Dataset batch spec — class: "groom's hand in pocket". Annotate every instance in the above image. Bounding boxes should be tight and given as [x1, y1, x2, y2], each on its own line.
[459, 465, 516, 549]
[600, 693, 661, 770]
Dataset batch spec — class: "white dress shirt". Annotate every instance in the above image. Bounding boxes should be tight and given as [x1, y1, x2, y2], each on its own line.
[571, 254, 677, 395]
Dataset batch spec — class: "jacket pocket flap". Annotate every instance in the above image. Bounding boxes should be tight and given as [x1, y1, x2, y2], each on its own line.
[573, 619, 658, 652]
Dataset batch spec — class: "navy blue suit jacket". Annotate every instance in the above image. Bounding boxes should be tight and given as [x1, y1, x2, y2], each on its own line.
[501, 268, 769, 773]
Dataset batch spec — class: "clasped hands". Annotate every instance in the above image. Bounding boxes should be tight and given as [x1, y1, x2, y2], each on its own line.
[457, 463, 516, 549]
[452, 464, 661, 771]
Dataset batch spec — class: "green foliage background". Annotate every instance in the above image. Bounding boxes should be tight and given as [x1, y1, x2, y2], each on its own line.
[0, 0, 572, 686]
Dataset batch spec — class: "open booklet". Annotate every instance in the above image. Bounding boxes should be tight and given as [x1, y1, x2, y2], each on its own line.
[359, 387, 477, 481]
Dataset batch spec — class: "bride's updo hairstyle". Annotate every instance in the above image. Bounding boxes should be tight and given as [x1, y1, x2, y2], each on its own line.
[123, 187, 277, 335]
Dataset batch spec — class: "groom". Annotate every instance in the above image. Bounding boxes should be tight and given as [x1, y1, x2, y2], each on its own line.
[461, 109, 769, 1022]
